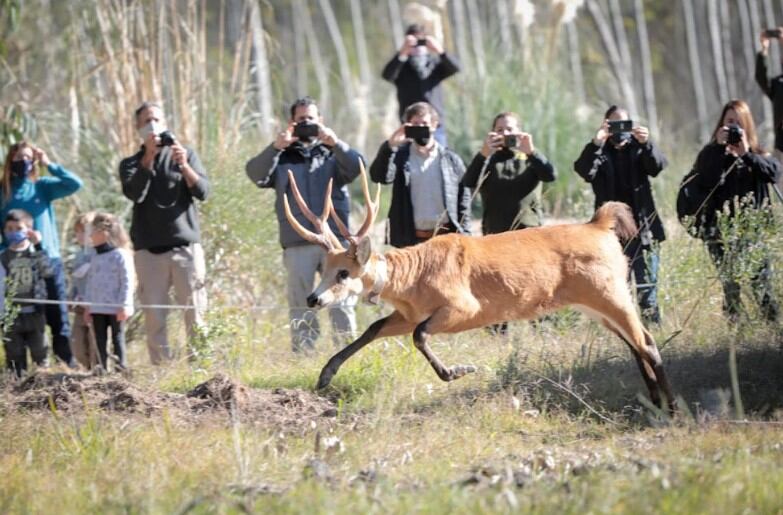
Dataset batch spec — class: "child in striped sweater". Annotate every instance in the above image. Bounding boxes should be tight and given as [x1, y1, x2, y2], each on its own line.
[83, 213, 134, 371]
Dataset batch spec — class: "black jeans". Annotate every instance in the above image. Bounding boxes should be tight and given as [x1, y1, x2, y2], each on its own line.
[624, 239, 661, 323]
[4, 311, 47, 377]
[91, 314, 127, 370]
[707, 240, 779, 322]
[44, 257, 73, 363]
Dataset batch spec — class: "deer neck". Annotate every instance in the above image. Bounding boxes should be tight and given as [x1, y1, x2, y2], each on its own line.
[362, 253, 388, 305]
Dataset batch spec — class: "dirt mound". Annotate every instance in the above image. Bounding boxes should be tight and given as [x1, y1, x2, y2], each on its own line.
[3, 372, 338, 430]
[185, 374, 338, 426]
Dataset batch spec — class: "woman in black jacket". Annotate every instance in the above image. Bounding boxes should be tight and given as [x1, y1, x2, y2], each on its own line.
[574, 105, 667, 325]
[678, 99, 781, 322]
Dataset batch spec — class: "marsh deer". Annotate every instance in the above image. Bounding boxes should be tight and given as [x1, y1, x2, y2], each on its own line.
[283, 164, 675, 411]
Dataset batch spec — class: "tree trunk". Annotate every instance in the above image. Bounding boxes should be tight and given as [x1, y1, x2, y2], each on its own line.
[248, 0, 273, 139]
[318, 0, 357, 105]
[750, 0, 774, 131]
[451, 0, 472, 74]
[737, 0, 755, 95]
[350, 0, 370, 151]
[720, 0, 737, 98]
[565, 21, 586, 105]
[465, 0, 486, 78]
[496, 0, 512, 58]
[682, 0, 709, 141]
[387, 0, 404, 48]
[297, 0, 331, 117]
[585, 0, 639, 117]
[707, 0, 729, 103]
[634, 0, 658, 137]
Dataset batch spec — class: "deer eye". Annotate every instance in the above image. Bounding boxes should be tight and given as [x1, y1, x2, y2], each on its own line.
[337, 270, 349, 282]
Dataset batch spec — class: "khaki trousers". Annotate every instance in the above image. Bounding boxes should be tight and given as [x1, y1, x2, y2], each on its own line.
[134, 244, 207, 364]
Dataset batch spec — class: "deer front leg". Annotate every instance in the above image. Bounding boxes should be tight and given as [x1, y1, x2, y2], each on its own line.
[316, 311, 415, 389]
[413, 306, 479, 382]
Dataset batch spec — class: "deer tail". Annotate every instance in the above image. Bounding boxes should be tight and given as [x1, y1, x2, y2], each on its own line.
[590, 201, 637, 242]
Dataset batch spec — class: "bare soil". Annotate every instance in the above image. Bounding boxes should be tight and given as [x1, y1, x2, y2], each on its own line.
[1, 372, 338, 430]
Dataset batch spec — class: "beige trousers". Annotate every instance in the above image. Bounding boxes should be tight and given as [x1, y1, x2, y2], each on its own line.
[70, 306, 97, 368]
[134, 243, 207, 364]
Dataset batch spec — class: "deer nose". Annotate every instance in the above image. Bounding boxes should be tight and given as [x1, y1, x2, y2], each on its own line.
[306, 294, 319, 308]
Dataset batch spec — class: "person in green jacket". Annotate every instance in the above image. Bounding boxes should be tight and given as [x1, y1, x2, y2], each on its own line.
[461, 111, 557, 334]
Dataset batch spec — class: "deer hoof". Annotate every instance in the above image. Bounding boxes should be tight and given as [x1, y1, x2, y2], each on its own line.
[316, 368, 334, 390]
[450, 364, 477, 379]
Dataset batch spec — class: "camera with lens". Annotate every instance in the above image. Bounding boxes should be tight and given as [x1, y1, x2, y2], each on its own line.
[727, 124, 743, 146]
[503, 134, 518, 149]
[416, 38, 427, 46]
[158, 130, 176, 147]
[764, 28, 782, 38]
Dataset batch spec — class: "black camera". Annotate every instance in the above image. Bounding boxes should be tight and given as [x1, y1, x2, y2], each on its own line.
[158, 130, 176, 147]
[404, 125, 430, 140]
[727, 124, 743, 145]
[608, 120, 633, 135]
[503, 134, 517, 149]
[416, 38, 427, 46]
[764, 28, 782, 38]
[293, 122, 320, 140]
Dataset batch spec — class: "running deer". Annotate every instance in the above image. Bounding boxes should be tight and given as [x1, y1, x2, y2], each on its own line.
[283, 164, 675, 411]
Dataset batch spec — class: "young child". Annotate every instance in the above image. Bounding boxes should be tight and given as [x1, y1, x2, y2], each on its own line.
[0, 209, 53, 377]
[67, 212, 96, 368]
[83, 213, 134, 371]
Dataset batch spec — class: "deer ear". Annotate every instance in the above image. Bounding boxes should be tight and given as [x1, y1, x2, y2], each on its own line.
[355, 236, 373, 265]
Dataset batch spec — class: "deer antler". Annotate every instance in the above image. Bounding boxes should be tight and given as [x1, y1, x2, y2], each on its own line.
[282, 170, 344, 251]
[330, 160, 380, 246]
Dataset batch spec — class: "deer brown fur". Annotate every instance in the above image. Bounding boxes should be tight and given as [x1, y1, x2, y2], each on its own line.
[283, 164, 675, 411]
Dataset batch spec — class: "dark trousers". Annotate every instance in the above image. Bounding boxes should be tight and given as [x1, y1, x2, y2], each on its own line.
[625, 239, 660, 323]
[706, 240, 779, 321]
[3, 311, 47, 377]
[44, 257, 72, 363]
[91, 314, 126, 370]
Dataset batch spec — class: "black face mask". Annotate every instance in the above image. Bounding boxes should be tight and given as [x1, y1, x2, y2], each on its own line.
[495, 148, 515, 161]
[611, 132, 632, 146]
[414, 136, 431, 147]
[10, 160, 33, 180]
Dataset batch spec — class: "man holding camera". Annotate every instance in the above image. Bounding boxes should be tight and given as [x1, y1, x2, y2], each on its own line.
[462, 112, 556, 235]
[574, 106, 668, 325]
[245, 97, 362, 352]
[382, 24, 459, 146]
[370, 101, 471, 248]
[119, 101, 210, 364]
[757, 28, 783, 160]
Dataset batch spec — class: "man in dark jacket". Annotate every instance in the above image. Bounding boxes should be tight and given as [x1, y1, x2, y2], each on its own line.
[574, 106, 668, 325]
[370, 102, 471, 249]
[756, 29, 783, 155]
[462, 111, 556, 235]
[382, 24, 459, 146]
[245, 97, 363, 352]
[119, 101, 209, 364]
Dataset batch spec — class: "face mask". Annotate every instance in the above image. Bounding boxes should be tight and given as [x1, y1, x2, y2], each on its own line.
[138, 121, 165, 141]
[5, 230, 28, 245]
[611, 132, 632, 146]
[495, 148, 515, 161]
[10, 159, 33, 180]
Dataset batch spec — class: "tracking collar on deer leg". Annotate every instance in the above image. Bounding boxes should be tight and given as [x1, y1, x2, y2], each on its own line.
[364, 255, 387, 305]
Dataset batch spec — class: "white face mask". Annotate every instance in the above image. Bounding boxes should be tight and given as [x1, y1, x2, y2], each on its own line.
[138, 121, 165, 141]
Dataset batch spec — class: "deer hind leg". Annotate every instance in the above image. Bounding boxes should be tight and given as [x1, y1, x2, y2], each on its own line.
[317, 310, 416, 389]
[598, 319, 661, 408]
[413, 306, 479, 382]
[597, 302, 676, 413]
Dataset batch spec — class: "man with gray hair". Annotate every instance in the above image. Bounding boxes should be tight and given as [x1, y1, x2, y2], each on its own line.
[119, 101, 209, 363]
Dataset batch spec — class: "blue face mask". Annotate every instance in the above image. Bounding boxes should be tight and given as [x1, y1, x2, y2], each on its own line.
[5, 230, 28, 245]
[10, 159, 34, 180]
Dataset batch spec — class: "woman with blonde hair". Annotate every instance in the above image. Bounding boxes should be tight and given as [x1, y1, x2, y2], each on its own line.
[2, 141, 83, 366]
[678, 99, 781, 322]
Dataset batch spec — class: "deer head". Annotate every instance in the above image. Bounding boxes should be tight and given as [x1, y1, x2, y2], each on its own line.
[282, 161, 382, 308]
